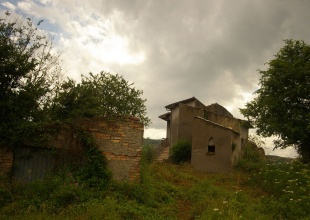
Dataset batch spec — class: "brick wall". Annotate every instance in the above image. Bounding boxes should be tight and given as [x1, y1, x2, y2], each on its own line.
[0, 117, 144, 182]
[78, 117, 144, 182]
[0, 148, 13, 176]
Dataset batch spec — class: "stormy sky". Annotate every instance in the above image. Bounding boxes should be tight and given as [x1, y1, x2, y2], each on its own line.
[2, 0, 310, 157]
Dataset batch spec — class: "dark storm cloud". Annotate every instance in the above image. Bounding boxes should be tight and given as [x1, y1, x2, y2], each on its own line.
[97, 0, 310, 128]
[4, 0, 310, 131]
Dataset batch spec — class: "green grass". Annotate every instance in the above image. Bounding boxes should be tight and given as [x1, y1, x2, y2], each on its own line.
[1, 157, 309, 219]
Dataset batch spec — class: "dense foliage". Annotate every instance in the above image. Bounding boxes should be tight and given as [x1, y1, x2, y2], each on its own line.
[248, 161, 310, 219]
[241, 39, 310, 162]
[0, 12, 150, 150]
[52, 72, 150, 126]
[0, 12, 62, 147]
[0, 12, 148, 204]
[170, 140, 192, 164]
[1, 157, 309, 219]
[73, 129, 111, 189]
[235, 139, 266, 173]
[141, 144, 155, 165]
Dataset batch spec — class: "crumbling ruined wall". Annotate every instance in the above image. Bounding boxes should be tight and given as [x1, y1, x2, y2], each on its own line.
[204, 111, 240, 133]
[0, 117, 144, 182]
[78, 117, 144, 182]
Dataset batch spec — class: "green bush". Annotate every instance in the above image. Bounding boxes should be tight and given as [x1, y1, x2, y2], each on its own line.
[74, 130, 111, 189]
[170, 140, 191, 164]
[0, 175, 13, 209]
[235, 141, 265, 172]
[141, 144, 155, 165]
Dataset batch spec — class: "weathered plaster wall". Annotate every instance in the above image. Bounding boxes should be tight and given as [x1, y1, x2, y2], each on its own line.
[231, 134, 241, 165]
[170, 107, 180, 148]
[185, 99, 197, 107]
[0, 148, 13, 176]
[194, 99, 207, 109]
[240, 126, 249, 140]
[205, 111, 240, 133]
[178, 104, 204, 143]
[166, 120, 171, 143]
[205, 103, 233, 118]
[191, 117, 235, 173]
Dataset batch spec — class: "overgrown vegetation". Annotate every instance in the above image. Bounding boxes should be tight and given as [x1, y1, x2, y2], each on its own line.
[1, 11, 310, 219]
[235, 139, 266, 173]
[236, 140, 310, 219]
[1, 147, 309, 219]
[170, 140, 192, 164]
[0, 12, 150, 151]
[248, 161, 310, 219]
[73, 129, 111, 189]
[141, 144, 155, 165]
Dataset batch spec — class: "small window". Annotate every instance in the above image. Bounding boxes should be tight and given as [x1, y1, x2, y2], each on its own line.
[207, 137, 215, 155]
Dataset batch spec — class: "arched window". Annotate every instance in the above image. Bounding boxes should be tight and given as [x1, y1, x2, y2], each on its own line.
[207, 137, 215, 154]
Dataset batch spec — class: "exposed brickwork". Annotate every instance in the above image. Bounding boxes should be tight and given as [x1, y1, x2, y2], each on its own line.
[0, 117, 144, 182]
[0, 148, 14, 176]
[78, 117, 144, 182]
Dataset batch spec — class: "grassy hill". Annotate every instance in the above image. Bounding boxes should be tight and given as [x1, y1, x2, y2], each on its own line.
[143, 138, 162, 147]
[266, 155, 294, 163]
[0, 148, 309, 219]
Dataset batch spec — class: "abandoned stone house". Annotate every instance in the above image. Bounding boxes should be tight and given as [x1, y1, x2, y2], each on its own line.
[159, 97, 253, 173]
[0, 117, 144, 183]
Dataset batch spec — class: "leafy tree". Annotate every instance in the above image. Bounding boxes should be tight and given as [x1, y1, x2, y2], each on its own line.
[0, 12, 62, 146]
[240, 40, 310, 162]
[52, 71, 150, 126]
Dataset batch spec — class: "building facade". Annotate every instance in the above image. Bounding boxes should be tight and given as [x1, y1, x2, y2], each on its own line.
[159, 97, 252, 173]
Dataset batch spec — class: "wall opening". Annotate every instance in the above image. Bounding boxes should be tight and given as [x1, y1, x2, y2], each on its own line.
[207, 137, 215, 155]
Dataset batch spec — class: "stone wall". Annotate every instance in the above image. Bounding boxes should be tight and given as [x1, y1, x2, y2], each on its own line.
[0, 117, 144, 182]
[0, 148, 13, 176]
[78, 117, 144, 182]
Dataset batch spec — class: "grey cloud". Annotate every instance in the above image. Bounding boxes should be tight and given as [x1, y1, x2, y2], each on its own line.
[105, 0, 310, 128]
[5, 0, 310, 132]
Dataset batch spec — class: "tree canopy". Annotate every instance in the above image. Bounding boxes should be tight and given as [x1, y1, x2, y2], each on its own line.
[0, 12, 62, 146]
[0, 12, 150, 148]
[240, 39, 310, 162]
[52, 72, 150, 126]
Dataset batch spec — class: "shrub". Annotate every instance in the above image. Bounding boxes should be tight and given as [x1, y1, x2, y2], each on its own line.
[0, 175, 13, 208]
[170, 140, 191, 164]
[141, 144, 155, 165]
[74, 130, 111, 189]
[235, 141, 265, 172]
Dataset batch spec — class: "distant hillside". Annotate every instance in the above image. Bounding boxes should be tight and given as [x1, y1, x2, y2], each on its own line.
[266, 155, 295, 163]
[143, 138, 162, 147]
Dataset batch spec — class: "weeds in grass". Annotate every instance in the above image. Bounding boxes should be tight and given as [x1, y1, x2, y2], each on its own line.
[246, 161, 310, 219]
[1, 152, 310, 219]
